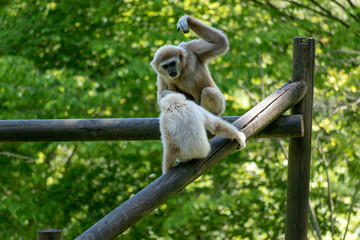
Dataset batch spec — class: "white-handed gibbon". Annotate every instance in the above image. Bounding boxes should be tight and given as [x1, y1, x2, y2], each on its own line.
[151, 15, 229, 115]
[159, 92, 246, 173]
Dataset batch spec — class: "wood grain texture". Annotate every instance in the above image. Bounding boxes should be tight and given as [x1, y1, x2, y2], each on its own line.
[75, 80, 308, 240]
[285, 37, 316, 240]
[37, 229, 61, 240]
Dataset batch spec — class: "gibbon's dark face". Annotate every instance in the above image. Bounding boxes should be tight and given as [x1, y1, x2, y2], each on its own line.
[162, 60, 177, 77]
[159, 56, 181, 79]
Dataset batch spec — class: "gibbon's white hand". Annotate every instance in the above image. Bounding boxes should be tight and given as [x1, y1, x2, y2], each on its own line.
[177, 16, 189, 33]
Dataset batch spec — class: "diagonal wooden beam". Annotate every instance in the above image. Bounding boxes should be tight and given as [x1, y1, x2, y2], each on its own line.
[75, 79, 308, 240]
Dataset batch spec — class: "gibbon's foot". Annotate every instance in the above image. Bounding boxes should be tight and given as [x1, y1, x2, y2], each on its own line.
[200, 87, 225, 115]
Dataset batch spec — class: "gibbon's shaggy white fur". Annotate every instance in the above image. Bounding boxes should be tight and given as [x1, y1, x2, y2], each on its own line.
[151, 15, 229, 115]
[159, 93, 246, 173]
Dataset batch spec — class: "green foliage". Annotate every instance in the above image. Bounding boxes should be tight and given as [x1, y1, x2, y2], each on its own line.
[0, 0, 359, 239]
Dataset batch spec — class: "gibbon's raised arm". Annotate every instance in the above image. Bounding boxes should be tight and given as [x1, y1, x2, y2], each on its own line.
[177, 16, 229, 61]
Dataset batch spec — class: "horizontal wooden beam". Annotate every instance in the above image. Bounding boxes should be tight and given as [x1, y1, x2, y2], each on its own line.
[0, 115, 303, 142]
[75, 80, 308, 240]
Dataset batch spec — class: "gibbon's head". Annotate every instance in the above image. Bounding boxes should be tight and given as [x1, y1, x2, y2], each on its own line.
[150, 45, 186, 79]
[159, 92, 187, 111]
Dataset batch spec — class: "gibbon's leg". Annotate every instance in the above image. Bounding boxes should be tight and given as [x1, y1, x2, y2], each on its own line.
[200, 87, 225, 115]
[162, 141, 180, 174]
[204, 114, 246, 150]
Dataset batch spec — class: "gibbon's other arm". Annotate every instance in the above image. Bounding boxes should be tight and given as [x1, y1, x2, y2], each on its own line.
[177, 15, 229, 61]
[202, 107, 246, 150]
[157, 83, 195, 103]
[156, 78, 177, 103]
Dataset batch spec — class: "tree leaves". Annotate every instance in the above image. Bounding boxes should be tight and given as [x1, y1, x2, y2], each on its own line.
[0, 0, 359, 239]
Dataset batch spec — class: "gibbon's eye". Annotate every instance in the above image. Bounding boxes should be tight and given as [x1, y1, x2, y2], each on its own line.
[162, 64, 168, 69]
[169, 61, 176, 67]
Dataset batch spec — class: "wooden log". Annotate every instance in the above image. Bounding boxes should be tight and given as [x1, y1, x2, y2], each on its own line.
[0, 115, 303, 142]
[223, 115, 304, 139]
[75, 80, 308, 240]
[285, 37, 316, 240]
[37, 229, 61, 240]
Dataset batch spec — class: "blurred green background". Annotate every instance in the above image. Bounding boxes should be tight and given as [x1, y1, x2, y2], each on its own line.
[0, 0, 359, 239]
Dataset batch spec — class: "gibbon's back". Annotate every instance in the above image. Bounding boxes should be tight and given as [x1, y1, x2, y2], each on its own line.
[159, 94, 211, 161]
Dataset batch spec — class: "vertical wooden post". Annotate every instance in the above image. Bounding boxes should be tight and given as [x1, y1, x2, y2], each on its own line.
[285, 37, 316, 240]
[37, 229, 62, 240]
